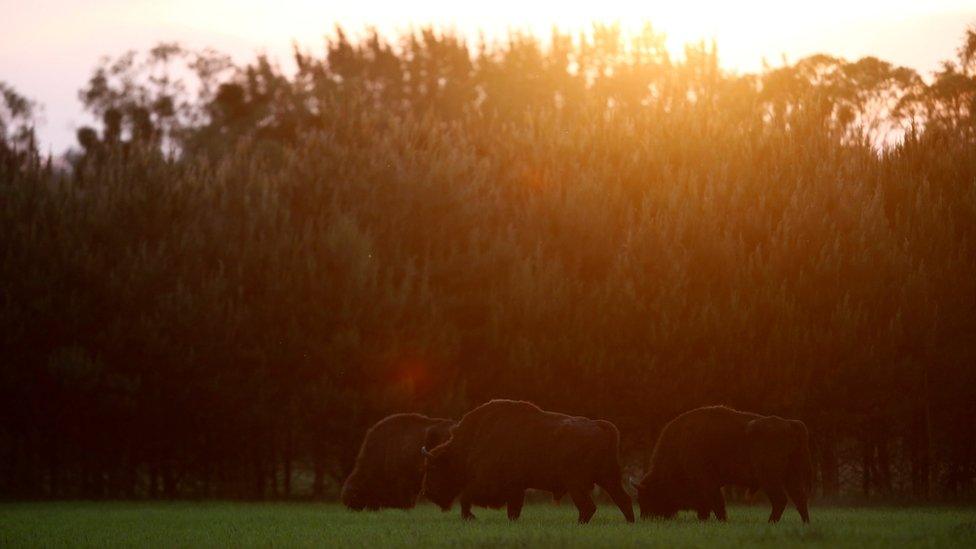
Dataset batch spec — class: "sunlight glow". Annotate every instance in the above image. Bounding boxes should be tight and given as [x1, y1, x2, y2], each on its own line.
[4, 0, 974, 151]
[159, 0, 976, 72]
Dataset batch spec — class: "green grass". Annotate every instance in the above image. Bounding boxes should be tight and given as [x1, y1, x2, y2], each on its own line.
[1, 502, 974, 548]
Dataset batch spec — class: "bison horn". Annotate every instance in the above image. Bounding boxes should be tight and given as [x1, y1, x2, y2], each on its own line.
[421, 446, 432, 458]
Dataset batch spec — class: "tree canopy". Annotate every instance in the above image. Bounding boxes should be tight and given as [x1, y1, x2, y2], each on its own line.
[2, 24, 975, 501]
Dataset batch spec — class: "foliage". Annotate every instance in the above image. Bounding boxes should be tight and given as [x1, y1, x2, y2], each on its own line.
[0, 82, 37, 145]
[75, 43, 235, 154]
[2, 25, 976, 500]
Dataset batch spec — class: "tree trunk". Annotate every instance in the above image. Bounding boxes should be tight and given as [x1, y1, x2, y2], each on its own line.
[862, 437, 874, 497]
[283, 434, 293, 499]
[820, 433, 839, 498]
[162, 462, 177, 498]
[253, 453, 266, 500]
[47, 443, 60, 498]
[269, 444, 279, 498]
[911, 371, 933, 499]
[149, 465, 159, 499]
[312, 456, 325, 499]
[876, 436, 892, 496]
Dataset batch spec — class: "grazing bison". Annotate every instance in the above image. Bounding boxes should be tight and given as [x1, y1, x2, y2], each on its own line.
[634, 406, 813, 523]
[421, 399, 634, 523]
[341, 413, 456, 511]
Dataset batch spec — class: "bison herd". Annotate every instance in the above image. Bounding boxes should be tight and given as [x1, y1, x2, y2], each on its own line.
[341, 400, 813, 524]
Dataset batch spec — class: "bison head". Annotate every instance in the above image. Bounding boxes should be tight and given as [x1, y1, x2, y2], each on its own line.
[633, 477, 679, 519]
[340, 481, 365, 511]
[423, 421, 455, 452]
[420, 443, 462, 511]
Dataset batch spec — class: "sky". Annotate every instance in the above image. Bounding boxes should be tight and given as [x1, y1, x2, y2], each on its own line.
[2, 1, 975, 153]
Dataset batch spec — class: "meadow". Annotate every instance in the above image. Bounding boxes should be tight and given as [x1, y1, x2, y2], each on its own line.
[1, 503, 975, 548]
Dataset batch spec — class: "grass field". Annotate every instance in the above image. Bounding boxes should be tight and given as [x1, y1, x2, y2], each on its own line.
[2, 502, 974, 547]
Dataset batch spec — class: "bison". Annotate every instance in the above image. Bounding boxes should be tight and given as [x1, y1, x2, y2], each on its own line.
[341, 413, 456, 511]
[421, 399, 634, 523]
[634, 406, 813, 523]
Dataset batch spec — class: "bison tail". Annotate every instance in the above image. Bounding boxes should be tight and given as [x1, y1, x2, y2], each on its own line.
[593, 420, 626, 473]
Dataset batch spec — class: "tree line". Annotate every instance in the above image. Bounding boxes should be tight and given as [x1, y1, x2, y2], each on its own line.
[1, 24, 975, 500]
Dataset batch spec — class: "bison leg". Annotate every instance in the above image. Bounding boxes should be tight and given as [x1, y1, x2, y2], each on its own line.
[568, 486, 597, 524]
[507, 490, 525, 521]
[597, 479, 635, 523]
[552, 488, 566, 504]
[508, 490, 525, 520]
[708, 486, 727, 521]
[460, 496, 476, 521]
[694, 482, 725, 521]
[785, 480, 810, 523]
[763, 484, 788, 523]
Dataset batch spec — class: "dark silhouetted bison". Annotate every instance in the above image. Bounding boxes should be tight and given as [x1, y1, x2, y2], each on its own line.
[634, 406, 813, 523]
[341, 413, 456, 510]
[421, 399, 634, 523]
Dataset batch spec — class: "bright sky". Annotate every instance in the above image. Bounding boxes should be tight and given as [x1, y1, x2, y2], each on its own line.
[2, 0, 975, 152]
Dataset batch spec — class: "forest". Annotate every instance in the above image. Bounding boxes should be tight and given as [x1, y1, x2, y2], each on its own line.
[1, 24, 975, 501]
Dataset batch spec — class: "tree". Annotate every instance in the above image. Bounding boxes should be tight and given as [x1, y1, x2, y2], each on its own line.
[76, 43, 235, 152]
